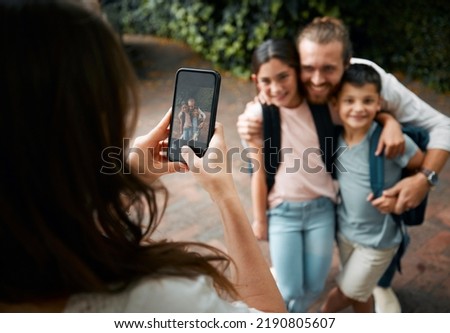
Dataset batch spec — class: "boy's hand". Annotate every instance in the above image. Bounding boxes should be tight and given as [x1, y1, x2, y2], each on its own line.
[368, 192, 397, 214]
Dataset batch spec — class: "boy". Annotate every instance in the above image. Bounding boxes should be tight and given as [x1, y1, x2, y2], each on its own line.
[320, 64, 424, 312]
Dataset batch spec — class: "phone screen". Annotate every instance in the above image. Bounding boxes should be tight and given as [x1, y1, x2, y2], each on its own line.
[168, 68, 220, 162]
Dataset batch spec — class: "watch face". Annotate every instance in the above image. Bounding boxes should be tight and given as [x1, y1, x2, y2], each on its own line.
[421, 168, 438, 187]
[429, 172, 438, 186]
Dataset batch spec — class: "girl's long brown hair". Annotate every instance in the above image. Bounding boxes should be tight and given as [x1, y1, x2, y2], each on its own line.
[0, 0, 236, 303]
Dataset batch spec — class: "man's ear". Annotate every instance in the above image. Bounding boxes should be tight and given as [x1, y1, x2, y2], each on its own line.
[251, 73, 257, 83]
[376, 96, 382, 112]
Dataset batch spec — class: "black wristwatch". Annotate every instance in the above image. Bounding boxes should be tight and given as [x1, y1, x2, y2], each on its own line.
[420, 168, 438, 187]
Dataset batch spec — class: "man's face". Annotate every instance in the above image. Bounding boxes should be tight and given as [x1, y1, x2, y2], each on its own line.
[299, 39, 346, 104]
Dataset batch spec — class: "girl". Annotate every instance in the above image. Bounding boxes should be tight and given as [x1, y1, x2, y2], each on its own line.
[248, 39, 337, 312]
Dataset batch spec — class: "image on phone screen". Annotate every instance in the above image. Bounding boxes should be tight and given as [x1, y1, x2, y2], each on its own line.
[168, 68, 220, 162]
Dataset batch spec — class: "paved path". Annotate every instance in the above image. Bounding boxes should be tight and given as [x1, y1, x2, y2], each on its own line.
[124, 35, 450, 313]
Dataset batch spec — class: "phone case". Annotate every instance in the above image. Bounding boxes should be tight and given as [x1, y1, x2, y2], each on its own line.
[167, 68, 221, 162]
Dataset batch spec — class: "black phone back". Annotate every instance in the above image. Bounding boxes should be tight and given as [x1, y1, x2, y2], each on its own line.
[168, 68, 221, 162]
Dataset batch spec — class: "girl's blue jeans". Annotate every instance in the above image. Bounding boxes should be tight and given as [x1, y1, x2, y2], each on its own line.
[268, 197, 335, 312]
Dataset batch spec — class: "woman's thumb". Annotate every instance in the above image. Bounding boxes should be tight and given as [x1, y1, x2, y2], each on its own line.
[180, 146, 198, 171]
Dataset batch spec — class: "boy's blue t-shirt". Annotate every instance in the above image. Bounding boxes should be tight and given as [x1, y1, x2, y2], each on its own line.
[336, 123, 419, 249]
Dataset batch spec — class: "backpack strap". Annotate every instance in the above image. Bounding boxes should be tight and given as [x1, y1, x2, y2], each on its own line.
[308, 103, 339, 177]
[262, 104, 281, 192]
[369, 124, 385, 198]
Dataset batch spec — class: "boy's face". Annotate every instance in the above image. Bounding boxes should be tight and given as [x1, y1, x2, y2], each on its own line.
[337, 82, 381, 131]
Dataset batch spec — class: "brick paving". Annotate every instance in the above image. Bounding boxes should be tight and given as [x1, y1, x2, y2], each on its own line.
[124, 35, 450, 313]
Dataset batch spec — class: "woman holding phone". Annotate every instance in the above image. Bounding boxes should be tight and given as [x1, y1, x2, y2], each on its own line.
[0, 0, 285, 313]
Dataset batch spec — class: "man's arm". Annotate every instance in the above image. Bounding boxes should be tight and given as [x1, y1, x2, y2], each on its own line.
[383, 149, 449, 212]
[352, 58, 450, 151]
[236, 101, 264, 145]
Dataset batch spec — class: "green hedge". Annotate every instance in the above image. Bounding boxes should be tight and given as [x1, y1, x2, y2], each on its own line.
[102, 0, 449, 92]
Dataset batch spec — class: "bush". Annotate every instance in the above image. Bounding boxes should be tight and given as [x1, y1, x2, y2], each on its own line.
[102, 0, 449, 92]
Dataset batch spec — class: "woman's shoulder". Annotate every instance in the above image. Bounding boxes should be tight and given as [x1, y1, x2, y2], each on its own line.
[64, 275, 257, 313]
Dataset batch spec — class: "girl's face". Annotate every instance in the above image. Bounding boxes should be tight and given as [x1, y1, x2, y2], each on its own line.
[254, 58, 301, 108]
[337, 82, 381, 132]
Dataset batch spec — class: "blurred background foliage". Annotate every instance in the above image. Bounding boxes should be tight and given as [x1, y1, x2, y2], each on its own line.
[101, 0, 449, 92]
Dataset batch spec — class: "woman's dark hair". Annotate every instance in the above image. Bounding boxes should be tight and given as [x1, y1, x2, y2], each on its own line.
[251, 38, 300, 76]
[0, 0, 235, 303]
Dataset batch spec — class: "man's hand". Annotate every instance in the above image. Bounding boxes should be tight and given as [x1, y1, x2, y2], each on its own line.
[381, 173, 429, 214]
[236, 101, 263, 145]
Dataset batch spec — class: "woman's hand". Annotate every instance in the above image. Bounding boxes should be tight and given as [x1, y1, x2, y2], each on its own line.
[180, 122, 236, 201]
[128, 109, 187, 185]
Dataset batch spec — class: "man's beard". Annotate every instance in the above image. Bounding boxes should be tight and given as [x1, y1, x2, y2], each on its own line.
[304, 84, 339, 105]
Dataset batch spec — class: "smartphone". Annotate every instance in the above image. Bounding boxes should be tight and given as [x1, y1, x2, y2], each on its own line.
[168, 68, 221, 162]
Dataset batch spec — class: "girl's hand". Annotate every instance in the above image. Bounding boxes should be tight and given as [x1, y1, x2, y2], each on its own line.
[252, 220, 268, 240]
[128, 109, 188, 184]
